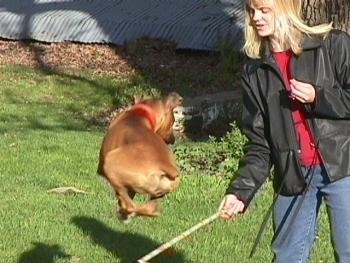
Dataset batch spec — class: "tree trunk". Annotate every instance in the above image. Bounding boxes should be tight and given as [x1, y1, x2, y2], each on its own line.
[302, 0, 350, 33]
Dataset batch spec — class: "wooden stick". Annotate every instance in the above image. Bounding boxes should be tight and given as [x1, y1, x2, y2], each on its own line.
[137, 212, 220, 263]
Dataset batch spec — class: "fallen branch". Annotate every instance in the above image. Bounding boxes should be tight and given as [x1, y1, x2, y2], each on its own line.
[47, 186, 91, 195]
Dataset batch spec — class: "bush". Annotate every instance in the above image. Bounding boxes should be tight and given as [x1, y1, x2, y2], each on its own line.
[174, 122, 247, 179]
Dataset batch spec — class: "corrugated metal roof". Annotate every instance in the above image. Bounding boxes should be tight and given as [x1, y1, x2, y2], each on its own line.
[0, 0, 244, 51]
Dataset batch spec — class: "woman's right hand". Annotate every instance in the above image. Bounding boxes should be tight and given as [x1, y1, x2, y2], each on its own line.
[218, 194, 245, 220]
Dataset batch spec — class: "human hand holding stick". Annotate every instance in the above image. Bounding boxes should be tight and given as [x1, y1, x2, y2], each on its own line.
[218, 194, 245, 220]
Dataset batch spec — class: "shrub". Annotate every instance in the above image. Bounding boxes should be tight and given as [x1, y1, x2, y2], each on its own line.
[174, 122, 247, 179]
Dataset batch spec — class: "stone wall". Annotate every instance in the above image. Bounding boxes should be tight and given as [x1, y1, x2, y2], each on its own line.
[174, 90, 242, 139]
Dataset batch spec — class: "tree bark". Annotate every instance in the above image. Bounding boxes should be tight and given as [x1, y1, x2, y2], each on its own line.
[302, 0, 350, 33]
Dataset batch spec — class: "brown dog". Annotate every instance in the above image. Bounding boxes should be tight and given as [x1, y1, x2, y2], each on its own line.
[97, 92, 183, 222]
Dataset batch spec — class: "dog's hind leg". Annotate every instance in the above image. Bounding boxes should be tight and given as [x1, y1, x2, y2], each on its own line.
[103, 156, 138, 222]
[107, 178, 137, 223]
[134, 196, 163, 217]
[116, 186, 140, 220]
[116, 188, 136, 216]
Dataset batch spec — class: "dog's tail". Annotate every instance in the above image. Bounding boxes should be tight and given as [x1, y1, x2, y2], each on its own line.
[161, 164, 179, 180]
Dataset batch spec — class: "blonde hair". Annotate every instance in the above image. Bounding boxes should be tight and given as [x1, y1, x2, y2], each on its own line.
[243, 0, 333, 58]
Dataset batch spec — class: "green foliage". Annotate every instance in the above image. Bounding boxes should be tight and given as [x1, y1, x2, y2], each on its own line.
[174, 122, 247, 178]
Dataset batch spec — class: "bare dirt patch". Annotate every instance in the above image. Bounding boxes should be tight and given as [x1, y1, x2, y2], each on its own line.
[0, 37, 242, 96]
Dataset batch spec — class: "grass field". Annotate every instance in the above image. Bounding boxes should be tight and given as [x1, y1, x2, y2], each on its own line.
[0, 63, 336, 263]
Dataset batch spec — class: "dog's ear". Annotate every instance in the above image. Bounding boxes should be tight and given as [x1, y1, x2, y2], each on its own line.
[165, 92, 183, 110]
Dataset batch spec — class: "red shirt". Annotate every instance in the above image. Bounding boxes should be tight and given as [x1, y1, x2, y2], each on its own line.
[273, 50, 322, 166]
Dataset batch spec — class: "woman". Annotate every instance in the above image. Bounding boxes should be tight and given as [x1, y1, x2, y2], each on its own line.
[218, 0, 350, 262]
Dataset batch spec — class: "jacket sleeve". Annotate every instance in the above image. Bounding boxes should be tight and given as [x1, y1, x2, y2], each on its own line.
[312, 30, 350, 118]
[225, 66, 272, 207]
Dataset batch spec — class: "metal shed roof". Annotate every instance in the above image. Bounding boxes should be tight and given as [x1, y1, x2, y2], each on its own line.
[0, 0, 244, 51]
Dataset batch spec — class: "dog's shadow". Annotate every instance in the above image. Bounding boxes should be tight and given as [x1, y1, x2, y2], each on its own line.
[17, 242, 71, 263]
[71, 216, 188, 263]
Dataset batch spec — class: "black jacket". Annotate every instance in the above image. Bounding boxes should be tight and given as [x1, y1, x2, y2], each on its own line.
[226, 29, 350, 206]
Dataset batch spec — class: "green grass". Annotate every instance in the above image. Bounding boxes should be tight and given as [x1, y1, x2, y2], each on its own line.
[0, 64, 335, 263]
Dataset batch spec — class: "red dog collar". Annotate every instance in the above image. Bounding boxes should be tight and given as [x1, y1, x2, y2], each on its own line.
[131, 103, 157, 131]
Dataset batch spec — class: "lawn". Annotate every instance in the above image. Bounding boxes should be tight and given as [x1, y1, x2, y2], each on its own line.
[0, 55, 335, 262]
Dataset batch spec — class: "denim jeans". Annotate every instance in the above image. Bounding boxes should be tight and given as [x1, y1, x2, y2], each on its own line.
[272, 165, 350, 263]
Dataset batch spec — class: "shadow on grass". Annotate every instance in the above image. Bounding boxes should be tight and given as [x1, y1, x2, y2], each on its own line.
[0, 112, 94, 134]
[0, 65, 129, 134]
[71, 216, 188, 263]
[17, 242, 71, 263]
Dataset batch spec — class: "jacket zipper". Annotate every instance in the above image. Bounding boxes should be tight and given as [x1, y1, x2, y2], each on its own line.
[264, 58, 301, 154]
[263, 57, 306, 187]
[290, 57, 329, 171]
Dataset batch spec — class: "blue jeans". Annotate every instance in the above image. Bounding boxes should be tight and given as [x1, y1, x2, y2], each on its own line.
[272, 165, 350, 263]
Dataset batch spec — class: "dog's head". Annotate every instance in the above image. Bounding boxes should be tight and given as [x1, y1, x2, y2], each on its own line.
[134, 92, 183, 144]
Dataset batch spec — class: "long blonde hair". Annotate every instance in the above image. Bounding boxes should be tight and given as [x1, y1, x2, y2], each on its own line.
[243, 0, 333, 59]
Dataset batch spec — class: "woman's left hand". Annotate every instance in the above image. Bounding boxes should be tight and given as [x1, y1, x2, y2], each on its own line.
[289, 78, 316, 103]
